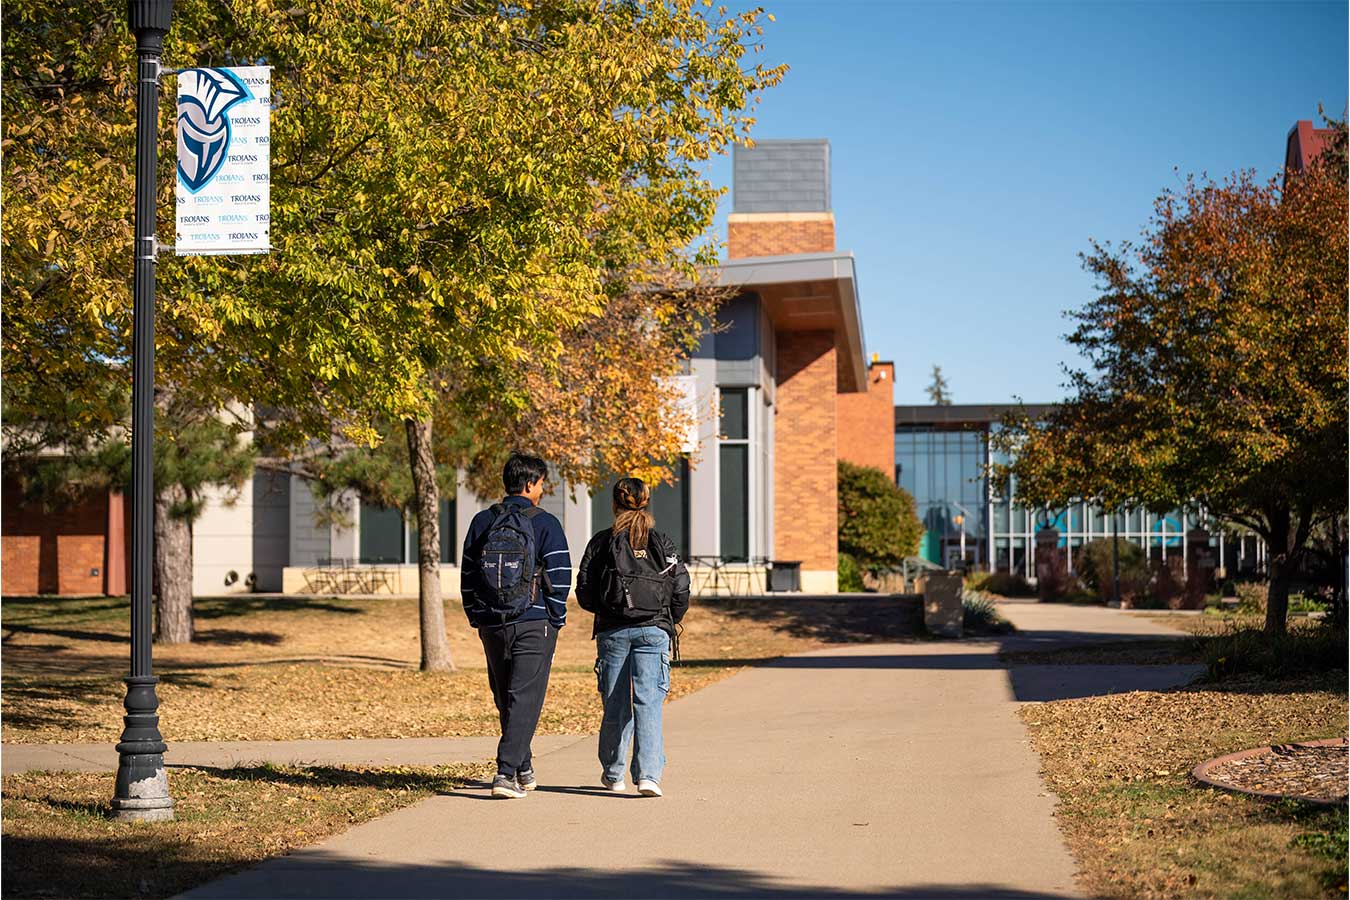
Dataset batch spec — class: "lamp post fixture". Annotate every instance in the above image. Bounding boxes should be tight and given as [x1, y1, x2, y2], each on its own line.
[953, 514, 966, 568]
[112, 0, 175, 824]
[950, 500, 975, 570]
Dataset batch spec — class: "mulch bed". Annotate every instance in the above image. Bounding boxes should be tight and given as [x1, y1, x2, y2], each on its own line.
[1193, 738, 1348, 804]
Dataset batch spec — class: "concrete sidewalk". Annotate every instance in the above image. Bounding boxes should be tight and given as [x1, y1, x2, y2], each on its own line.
[173, 604, 1194, 899]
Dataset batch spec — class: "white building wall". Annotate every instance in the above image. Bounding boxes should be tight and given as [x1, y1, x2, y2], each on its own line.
[687, 355, 720, 559]
[562, 486, 592, 566]
[329, 489, 359, 560]
[454, 474, 480, 567]
[192, 479, 254, 595]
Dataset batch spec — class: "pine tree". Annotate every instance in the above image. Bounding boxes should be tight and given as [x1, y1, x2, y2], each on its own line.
[926, 365, 952, 406]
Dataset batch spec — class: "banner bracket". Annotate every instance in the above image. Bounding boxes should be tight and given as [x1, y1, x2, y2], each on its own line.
[140, 58, 162, 87]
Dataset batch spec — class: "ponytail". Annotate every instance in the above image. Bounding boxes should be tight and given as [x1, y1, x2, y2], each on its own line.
[612, 477, 654, 549]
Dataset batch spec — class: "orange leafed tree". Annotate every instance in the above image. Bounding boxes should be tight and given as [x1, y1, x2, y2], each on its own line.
[457, 278, 724, 499]
[995, 121, 1348, 635]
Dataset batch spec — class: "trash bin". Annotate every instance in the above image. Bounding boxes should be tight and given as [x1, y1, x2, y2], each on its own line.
[767, 560, 801, 592]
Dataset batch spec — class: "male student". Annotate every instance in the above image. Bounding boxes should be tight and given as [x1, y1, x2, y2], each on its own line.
[460, 452, 571, 799]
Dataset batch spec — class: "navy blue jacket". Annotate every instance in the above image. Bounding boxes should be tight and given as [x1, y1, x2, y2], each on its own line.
[460, 495, 571, 629]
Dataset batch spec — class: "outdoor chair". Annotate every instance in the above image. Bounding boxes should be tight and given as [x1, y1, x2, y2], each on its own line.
[300, 567, 336, 594]
[364, 565, 396, 594]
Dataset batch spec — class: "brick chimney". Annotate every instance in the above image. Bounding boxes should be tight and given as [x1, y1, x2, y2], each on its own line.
[838, 357, 897, 476]
[727, 139, 835, 258]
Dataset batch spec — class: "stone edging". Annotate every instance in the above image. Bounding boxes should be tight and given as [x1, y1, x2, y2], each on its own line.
[1191, 738, 1348, 806]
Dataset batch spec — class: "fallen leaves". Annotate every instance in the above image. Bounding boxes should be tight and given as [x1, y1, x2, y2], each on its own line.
[1020, 677, 1347, 898]
[1, 762, 491, 900]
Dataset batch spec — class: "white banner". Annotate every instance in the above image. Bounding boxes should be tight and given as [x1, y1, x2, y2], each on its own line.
[175, 66, 271, 256]
[663, 374, 701, 454]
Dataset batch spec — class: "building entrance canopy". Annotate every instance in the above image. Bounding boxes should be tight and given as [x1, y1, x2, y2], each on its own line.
[715, 251, 867, 393]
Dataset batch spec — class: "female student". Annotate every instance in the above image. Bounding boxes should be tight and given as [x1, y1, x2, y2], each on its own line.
[576, 477, 690, 796]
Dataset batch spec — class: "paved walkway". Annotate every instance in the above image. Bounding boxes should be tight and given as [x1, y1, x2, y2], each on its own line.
[161, 603, 1193, 899]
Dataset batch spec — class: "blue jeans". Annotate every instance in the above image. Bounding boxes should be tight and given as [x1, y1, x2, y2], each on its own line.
[595, 625, 671, 784]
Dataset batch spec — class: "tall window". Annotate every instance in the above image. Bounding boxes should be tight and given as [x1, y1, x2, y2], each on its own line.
[719, 388, 750, 560]
[894, 426, 986, 565]
[359, 499, 455, 563]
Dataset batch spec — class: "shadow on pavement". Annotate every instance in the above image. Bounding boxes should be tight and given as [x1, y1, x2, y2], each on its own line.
[1007, 663, 1204, 702]
[996, 628, 1183, 652]
[169, 764, 475, 793]
[761, 649, 1199, 700]
[765, 654, 998, 671]
[179, 856, 1080, 899]
[742, 621, 1208, 700]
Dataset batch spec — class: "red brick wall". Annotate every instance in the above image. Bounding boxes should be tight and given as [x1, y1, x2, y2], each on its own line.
[774, 330, 838, 572]
[838, 361, 896, 476]
[2, 483, 112, 595]
[728, 213, 835, 259]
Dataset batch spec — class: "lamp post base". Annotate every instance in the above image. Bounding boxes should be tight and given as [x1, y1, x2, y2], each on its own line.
[110, 779, 175, 823]
[112, 675, 173, 823]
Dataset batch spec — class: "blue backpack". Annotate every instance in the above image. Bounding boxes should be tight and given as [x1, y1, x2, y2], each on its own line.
[477, 503, 546, 623]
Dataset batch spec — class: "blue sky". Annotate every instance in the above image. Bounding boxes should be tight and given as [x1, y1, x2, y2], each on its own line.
[702, 1, 1347, 405]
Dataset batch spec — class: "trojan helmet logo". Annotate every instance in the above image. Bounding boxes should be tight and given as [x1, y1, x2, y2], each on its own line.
[177, 68, 252, 193]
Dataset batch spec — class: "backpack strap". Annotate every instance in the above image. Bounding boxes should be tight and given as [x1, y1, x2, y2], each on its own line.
[522, 505, 544, 519]
[649, 529, 677, 574]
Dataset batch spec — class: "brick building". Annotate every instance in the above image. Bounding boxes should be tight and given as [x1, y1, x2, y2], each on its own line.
[1, 480, 128, 596]
[1283, 119, 1336, 184]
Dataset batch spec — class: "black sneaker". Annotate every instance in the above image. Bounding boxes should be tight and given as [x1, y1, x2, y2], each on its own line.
[491, 774, 526, 799]
[517, 768, 537, 792]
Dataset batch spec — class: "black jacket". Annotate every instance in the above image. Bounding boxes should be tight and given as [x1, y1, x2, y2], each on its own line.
[576, 527, 690, 638]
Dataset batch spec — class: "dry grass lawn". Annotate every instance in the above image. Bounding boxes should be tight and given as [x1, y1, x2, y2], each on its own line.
[0, 762, 492, 899]
[1021, 678, 1347, 899]
[2, 592, 916, 744]
[1012, 610, 1348, 897]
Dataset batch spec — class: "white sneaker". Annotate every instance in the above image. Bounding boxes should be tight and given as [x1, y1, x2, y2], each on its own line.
[601, 776, 626, 792]
[637, 779, 663, 797]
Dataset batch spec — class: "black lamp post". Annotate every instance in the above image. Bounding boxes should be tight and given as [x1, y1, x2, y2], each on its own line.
[112, 0, 174, 824]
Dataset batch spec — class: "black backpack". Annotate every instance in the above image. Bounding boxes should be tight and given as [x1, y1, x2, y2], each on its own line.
[603, 529, 675, 620]
[477, 503, 547, 623]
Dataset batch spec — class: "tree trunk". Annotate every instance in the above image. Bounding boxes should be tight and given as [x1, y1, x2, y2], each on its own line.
[154, 482, 194, 644]
[405, 416, 455, 672]
[1265, 554, 1293, 638]
[1262, 502, 1311, 638]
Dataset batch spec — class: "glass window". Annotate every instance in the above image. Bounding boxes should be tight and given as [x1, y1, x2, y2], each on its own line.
[360, 503, 404, 563]
[650, 459, 690, 559]
[441, 499, 455, 563]
[720, 388, 748, 440]
[719, 444, 749, 560]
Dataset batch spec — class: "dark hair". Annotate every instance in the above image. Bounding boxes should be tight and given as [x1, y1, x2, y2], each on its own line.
[503, 453, 548, 495]
[612, 477, 654, 549]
